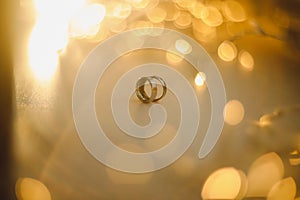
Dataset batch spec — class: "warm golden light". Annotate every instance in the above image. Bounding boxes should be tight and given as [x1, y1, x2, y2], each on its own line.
[28, 22, 61, 81]
[267, 177, 296, 200]
[258, 114, 272, 127]
[201, 6, 223, 27]
[224, 100, 245, 126]
[247, 152, 284, 197]
[166, 51, 183, 64]
[68, 4, 106, 38]
[109, 2, 132, 20]
[175, 0, 197, 10]
[29, 0, 89, 81]
[128, 0, 149, 9]
[147, 7, 167, 23]
[192, 19, 217, 42]
[222, 0, 247, 22]
[236, 170, 248, 200]
[289, 158, 300, 166]
[194, 72, 206, 87]
[239, 50, 254, 71]
[174, 11, 192, 29]
[175, 39, 192, 55]
[290, 150, 299, 155]
[15, 178, 51, 200]
[201, 167, 243, 200]
[189, 2, 205, 19]
[218, 40, 238, 62]
[160, 1, 180, 21]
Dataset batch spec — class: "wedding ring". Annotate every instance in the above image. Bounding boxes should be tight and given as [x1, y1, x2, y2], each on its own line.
[136, 77, 157, 103]
[135, 76, 167, 103]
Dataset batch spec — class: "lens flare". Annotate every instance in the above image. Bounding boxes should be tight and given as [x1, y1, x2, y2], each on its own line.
[166, 51, 183, 64]
[160, 1, 180, 21]
[239, 50, 254, 71]
[29, 0, 96, 81]
[15, 178, 51, 200]
[175, 39, 192, 55]
[201, 167, 244, 199]
[111, 2, 132, 20]
[147, 7, 167, 23]
[174, 11, 192, 29]
[247, 152, 284, 197]
[222, 0, 247, 22]
[194, 72, 206, 87]
[224, 100, 244, 126]
[201, 6, 223, 27]
[218, 40, 238, 62]
[189, 2, 206, 19]
[267, 177, 296, 200]
[68, 4, 106, 38]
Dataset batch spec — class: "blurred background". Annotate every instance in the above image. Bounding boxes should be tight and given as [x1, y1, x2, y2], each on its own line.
[1, 0, 300, 199]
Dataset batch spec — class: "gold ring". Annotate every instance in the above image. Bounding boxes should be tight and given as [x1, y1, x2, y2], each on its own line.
[135, 76, 167, 103]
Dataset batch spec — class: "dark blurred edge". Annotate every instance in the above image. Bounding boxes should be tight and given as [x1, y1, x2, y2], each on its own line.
[0, 0, 16, 199]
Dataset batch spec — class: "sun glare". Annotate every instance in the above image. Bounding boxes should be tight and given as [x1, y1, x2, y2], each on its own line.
[29, 0, 105, 81]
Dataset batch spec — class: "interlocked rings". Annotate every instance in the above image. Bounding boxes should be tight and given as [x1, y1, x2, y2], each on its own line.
[135, 76, 167, 103]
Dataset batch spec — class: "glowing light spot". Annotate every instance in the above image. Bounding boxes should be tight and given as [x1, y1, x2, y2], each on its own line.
[176, 0, 196, 10]
[127, 0, 149, 9]
[236, 170, 248, 200]
[160, 2, 180, 21]
[34, 0, 85, 18]
[201, 6, 223, 27]
[166, 51, 183, 64]
[224, 100, 244, 126]
[247, 152, 284, 197]
[147, 7, 167, 23]
[192, 19, 216, 42]
[239, 50, 254, 71]
[290, 150, 299, 155]
[289, 158, 300, 166]
[175, 39, 192, 55]
[111, 2, 132, 20]
[68, 4, 106, 39]
[29, 0, 88, 81]
[15, 178, 51, 200]
[267, 177, 296, 200]
[174, 11, 192, 29]
[222, 0, 247, 22]
[218, 40, 237, 62]
[189, 2, 206, 19]
[28, 19, 69, 81]
[201, 167, 243, 200]
[258, 114, 272, 127]
[194, 72, 206, 87]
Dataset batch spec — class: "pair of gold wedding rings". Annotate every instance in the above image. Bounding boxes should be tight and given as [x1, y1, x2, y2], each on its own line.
[135, 76, 167, 103]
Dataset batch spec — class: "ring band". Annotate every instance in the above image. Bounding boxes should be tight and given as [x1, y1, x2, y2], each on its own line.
[151, 76, 167, 102]
[136, 77, 157, 103]
[135, 76, 167, 103]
